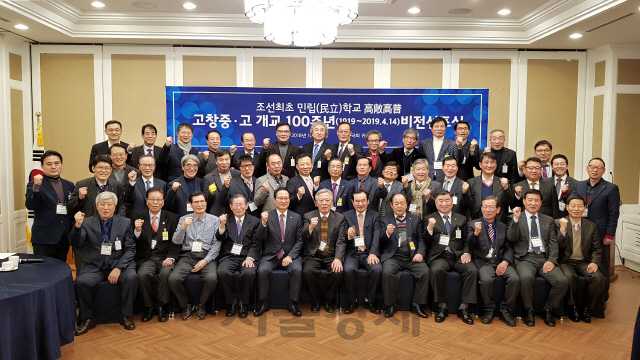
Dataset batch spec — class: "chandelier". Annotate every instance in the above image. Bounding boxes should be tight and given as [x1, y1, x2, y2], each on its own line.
[244, 0, 359, 47]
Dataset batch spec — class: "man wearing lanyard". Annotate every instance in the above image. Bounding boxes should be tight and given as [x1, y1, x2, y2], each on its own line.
[169, 191, 223, 321]
[380, 128, 425, 180]
[165, 155, 205, 217]
[216, 195, 264, 318]
[126, 154, 167, 217]
[418, 117, 457, 183]
[228, 154, 260, 218]
[318, 158, 355, 214]
[551, 154, 577, 217]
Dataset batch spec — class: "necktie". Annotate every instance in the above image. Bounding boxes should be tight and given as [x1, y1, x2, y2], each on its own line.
[236, 219, 242, 241]
[531, 182, 537, 190]
[444, 180, 450, 192]
[147, 148, 152, 155]
[371, 154, 378, 169]
[530, 215, 540, 253]
[100, 184, 105, 192]
[444, 215, 453, 253]
[405, 151, 410, 157]
[305, 177, 312, 192]
[152, 215, 158, 232]
[313, 144, 320, 162]
[542, 165, 548, 179]
[339, 144, 344, 158]
[146, 179, 151, 191]
[101, 219, 111, 243]
[556, 178, 562, 199]
[358, 213, 364, 236]
[332, 182, 338, 202]
[487, 223, 495, 245]
[279, 214, 285, 242]
[248, 151, 253, 158]
[360, 178, 365, 190]
[244, 178, 253, 198]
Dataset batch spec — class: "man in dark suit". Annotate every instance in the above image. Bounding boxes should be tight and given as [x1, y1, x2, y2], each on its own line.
[227, 154, 260, 218]
[551, 154, 578, 218]
[232, 132, 264, 178]
[88, 120, 132, 172]
[159, 123, 199, 182]
[132, 187, 179, 323]
[532, 140, 554, 180]
[130, 124, 163, 179]
[196, 130, 222, 177]
[424, 190, 477, 325]
[467, 152, 511, 224]
[70, 191, 137, 335]
[216, 194, 263, 318]
[453, 120, 480, 181]
[378, 162, 410, 218]
[507, 190, 569, 327]
[254, 154, 289, 213]
[555, 195, 605, 323]
[343, 190, 382, 314]
[380, 129, 425, 180]
[478, 129, 520, 184]
[109, 143, 141, 185]
[334, 122, 364, 181]
[203, 149, 241, 216]
[164, 155, 205, 217]
[302, 189, 347, 313]
[440, 157, 472, 217]
[466, 196, 518, 326]
[418, 117, 458, 183]
[259, 122, 301, 179]
[301, 121, 336, 182]
[570, 157, 620, 304]
[255, 188, 304, 317]
[349, 157, 388, 213]
[380, 193, 430, 318]
[125, 154, 167, 217]
[318, 158, 355, 214]
[405, 159, 442, 218]
[364, 130, 386, 178]
[26, 150, 75, 262]
[286, 154, 319, 216]
[507, 157, 560, 219]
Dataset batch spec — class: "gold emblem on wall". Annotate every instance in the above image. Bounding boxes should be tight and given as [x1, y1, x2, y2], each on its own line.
[35, 111, 43, 147]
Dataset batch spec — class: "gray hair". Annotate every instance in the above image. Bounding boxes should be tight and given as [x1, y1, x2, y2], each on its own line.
[365, 130, 382, 142]
[181, 154, 200, 166]
[309, 121, 329, 139]
[95, 191, 118, 206]
[229, 194, 248, 204]
[315, 188, 334, 203]
[403, 128, 419, 141]
[413, 158, 429, 170]
[490, 129, 505, 138]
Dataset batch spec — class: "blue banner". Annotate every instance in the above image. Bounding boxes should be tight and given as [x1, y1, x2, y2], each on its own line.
[166, 86, 489, 151]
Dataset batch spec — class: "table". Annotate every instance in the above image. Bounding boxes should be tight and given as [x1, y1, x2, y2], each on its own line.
[0, 254, 76, 360]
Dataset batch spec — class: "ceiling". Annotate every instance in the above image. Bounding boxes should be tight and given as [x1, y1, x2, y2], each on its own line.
[0, 0, 639, 49]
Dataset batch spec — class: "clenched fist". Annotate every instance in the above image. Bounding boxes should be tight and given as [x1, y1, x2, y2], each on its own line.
[78, 187, 88, 200]
[512, 207, 522, 220]
[166, 137, 173, 147]
[462, 181, 469, 194]
[324, 149, 332, 160]
[518, 160, 525, 172]
[378, 177, 385, 188]
[561, 183, 569, 194]
[514, 186, 523, 197]
[500, 178, 509, 190]
[182, 216, 193, 230]
[348, 226, 356, 239]
[401, 176, 409, 187]
[262, 181, 270, 193]
[456, 136, 464, 148]
[202, 150, 210, 161]
[427, 218, 436, 232]
[298, 186, 306, 198]
[309, 217, 319, 231]
[386, 224, 396, 236]
[172, 182, 181, 191]
[379, 140, 387, 152]
[34, 174, 43, 186]
[127, 143, 135, 152]
[224, 174, 231, 187]
[474, 222, 482, 236]
[470, 139, 478, 150]
[219, 214, 227, 228]
[263, 138, 270, 148]
[558, 217, 569, 232]
[230, 145, 237, 154]
[313, 176, 321, 187]
[423, 188, 431, 199]
[128, 170, 137, 182]
[74, 211, 85, 227]
[135, 219, 144, 232]
[261, 211, 269, 225]
[483, 147, 491, 154]
[347, 144, 354, 155]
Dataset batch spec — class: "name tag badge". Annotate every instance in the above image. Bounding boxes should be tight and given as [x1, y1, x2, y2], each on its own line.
[452, 196, 458, 205]
[231, 243, 243, 255]
[583, 208, 589, 217]
[455, 229, 462, 239]
[319, 241, 327, 251]
[249, 202, 258, 212]
[439, 235, 450, 246]
[409, 203, 417, 212]
[331, 206, 337, 212]
[398, 232, 407, 247]
[354, 236, 365, 247]
[186, 203, 193, 212]
[56, 204, 67, 215]
[559, 202, 566, 211]
[406, 173, 415, 182]
[191, 240, 203, 252]
[151, 240, 157, 249]
[487, 248, 494, 258]
[337, 198, 343, 207]
[531, 236, 543, 248]
[162, 231, 169, 241]
[317, 160, 322, 168]
[434, 161, 443, 170]
[101, 243, 112, 256]
[344, 157, 349, 164]
[502, 164, 508, 173]
[462, 156, 467, 165]
[114, 239, 122, 251]
[409, 241, 416, 250]
[291, 158, 296, 167]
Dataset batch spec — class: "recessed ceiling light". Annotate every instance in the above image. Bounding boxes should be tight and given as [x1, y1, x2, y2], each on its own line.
[183, 2, 196, 9]
[132, 2, 156, 9]
[14, 24, 29, 30]
[408, 7, 421, 14]
[91, 1, 105, 7]
[498, 9, 511, 15]
[570, 33, 583, 39]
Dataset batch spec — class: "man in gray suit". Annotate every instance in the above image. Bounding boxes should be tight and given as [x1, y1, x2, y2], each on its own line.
[109, 143, 140, 185]
[254, 153, 289, 213]
[418, 117, 458, 183]
[507, 189, 568, 327]
[405, 159, 442, 218]
[379, 161, 409, 217]
[196, 129, 222, 177]
[467, 152, 511, 224]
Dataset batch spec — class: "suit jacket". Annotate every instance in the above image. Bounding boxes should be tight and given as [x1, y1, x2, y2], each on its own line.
[418, 137, 458, 183]
[334, 141, 364, 180]
[217, 214, 264, 261]
[364, 150, 385, 178]
[203, 169, 241, 216]
[302, 210, 347, 262]
[476, 147, 519, 185]
[259, 142, 302, 179]
[343, 209, 381, 257]
[456, 141, 480, 181]
[555, 216, 602, 265]
[109, 164, 141, 184]
[318, 179, 354, 214]
[227, 176, 260, 218]
[302, 141, 336, 182]
[88, 140, 129, 172]
[405, 180, 443, 217]
[380, 214, 424, 262]
[25, 177, 75, 245]
[125, 177, 167, 218]
[378, 180, 409, 215]
[260, 209, 303, 262]
[441, 177, 473, 217]
[570, 179, 621, 242]
[158, 144, 199, 183]
[507, 212, 559, 265]
[68, 177, 129, 218]
[254, 172, 289, 213]
[508, 178, 560, 219]
[69, 215, 136, 274]
[132, 210, 180, 264]
[130, 145, 163, 179]
[381, 147, 426, 180]
[287, 175, 317, 216]
[556, 175, 578, 217]
[164, 175, 205, 217]
[466, 218, 513, 268]
[424, 212, 468, 264]
[232, 150, 264, 178]
[349, 176, 388, 212]
[467, 175, 509, 224]
[196, 151, 218, 178]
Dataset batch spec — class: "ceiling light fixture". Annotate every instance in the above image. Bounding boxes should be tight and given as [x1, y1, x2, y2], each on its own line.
[91, 1, 105, 7]
[498, 9, 511, 15]
[183, 2, 196, 10]
[245, 0, 358, 47]
[570, 33, 583, 39]
[14, 24, 29, 30]
[408, 7, 421, 14]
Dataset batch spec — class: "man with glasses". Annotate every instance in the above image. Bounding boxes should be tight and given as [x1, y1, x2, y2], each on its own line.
[479, 129, 520, 184]
[130, 124, 163, 179]
[259, 122, 301, 179]
[380, 129, 425, 181]
[453, 120, 479, 181]
[165, 155, 205, 217]
[507, 157, 560, 219]
[159, 123, 199, 182]
[228, 155, 260, 218]
[519, 140, 553, 180]
[334, 122, 364, 181]
[364, 130, 387, 178]
[232, 132, 264, 177]
[570, 158, 620, 307]
[88, 120, 133, 172]
[126, 154, 166, 217]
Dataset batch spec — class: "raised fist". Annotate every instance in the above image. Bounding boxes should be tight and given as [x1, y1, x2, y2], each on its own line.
[347, 144, 354, 154]
[128, 170, 137, 182]
[386, 224, 396, 235]
[470, 139, 478, 150]
[427, 218, 436, 231]
[261, 211, 269, 224]
[324, 149, 332, 160]
[172, 182, 181, 191]
[514, 186, 523, 197]
[558, 217, 569, 231]
[224, 174, 231, 187]
[500, 178, 509, 190]
[262, 181, 270, 193]
[561, 184, 569, 194]
[512, 207, 522, 220]
[33, 174, 43, 186]
[456, 136, 463, 148]
[263, 138, 270, 148]
[474, 222, 482, 236]
[379, 140, 387, 151]
[74, 211, 85, 227]
[202, 150, 210, 161]
[166, 137, 173, 147]
[378, 177, 384, 188]
[78, 187, 88, 200]
[310, 217, 319, 231]
[135, 219, 144, 232]
[483, 147, 491, 154]
[423, 188, 431, 199]
[313, 176, 321, 187]
[401, 176, 409, 187]
[182, 216, 193, 230]
[462, 181, 469, 194]
[348, 226, 356, 239]
[127, 143, 135, 152]
[518, 160, 525, 172]
[230, 145, 237, 154]
[219, 214, 227, 227]
[298, 186, 305, 198]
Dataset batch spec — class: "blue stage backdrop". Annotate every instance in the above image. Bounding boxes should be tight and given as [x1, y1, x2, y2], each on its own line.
[166, 86, 489, 151]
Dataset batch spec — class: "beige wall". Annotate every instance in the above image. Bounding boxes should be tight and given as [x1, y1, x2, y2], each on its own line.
[390, 59, 442, 88]
[183, 56, 236, 87]
[618, 59, 640, 85]
[322, 58, 374, 88]
[615, 94, 640, 205]
[525, 60, 579, 168]
[40, 53, 95, 183]
[9, 53, 22, 81]
[592, 95, 604, 159]
[11, 89, 25, 211]
[253, 57, 306, 88]
[112, 54, 167, 145]
[595, 61, 605, 87]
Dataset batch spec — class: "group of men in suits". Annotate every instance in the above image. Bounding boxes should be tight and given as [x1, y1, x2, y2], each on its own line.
[25, 116, 621, 335]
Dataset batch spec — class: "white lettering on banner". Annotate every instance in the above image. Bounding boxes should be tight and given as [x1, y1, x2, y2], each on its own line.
[240, 115, 251, 126]
[193, 114, 205, 126]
